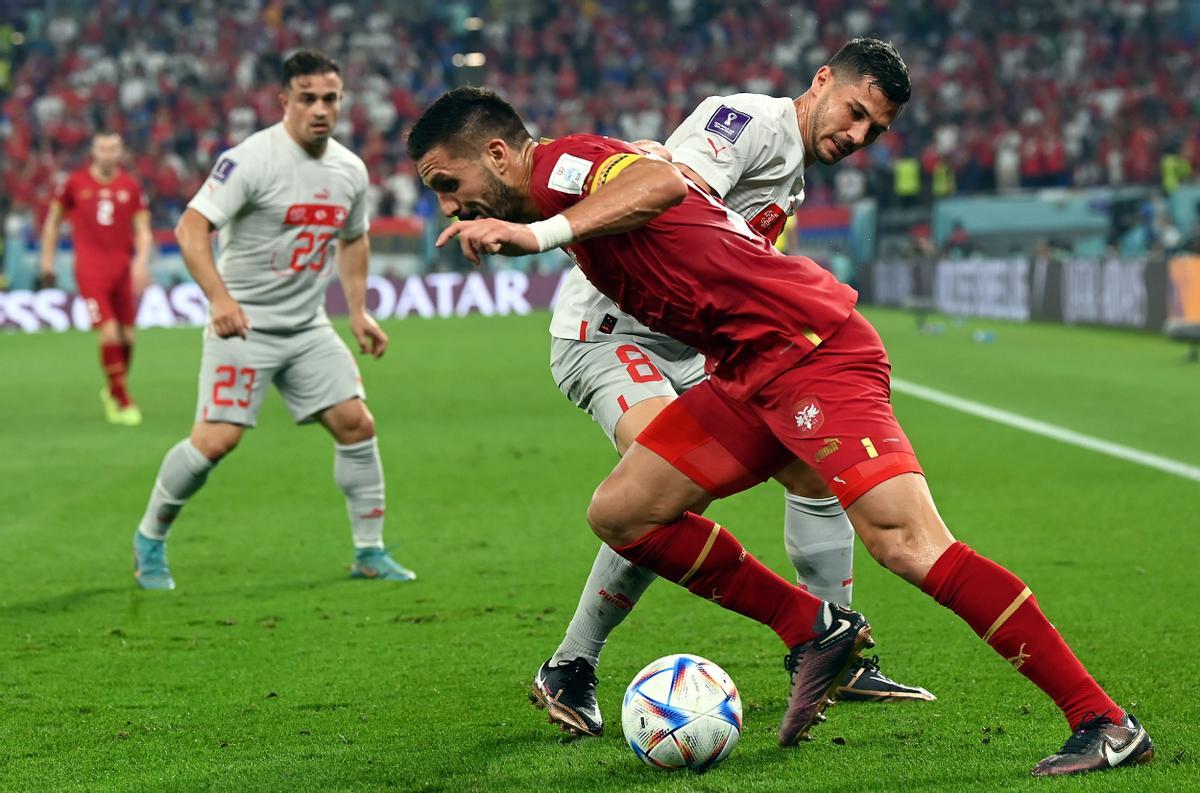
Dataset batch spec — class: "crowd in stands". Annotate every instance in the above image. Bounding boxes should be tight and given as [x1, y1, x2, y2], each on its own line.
[2, 0, 1199, 229]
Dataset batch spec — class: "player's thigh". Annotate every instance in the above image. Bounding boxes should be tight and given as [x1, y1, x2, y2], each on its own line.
[636, 379, 795, 500]
[773, 458, 833, 499]
[550, 336, 700, 451]
[109, 268, 137, 330]
[274, 326, 365, 425]
[77, 275, 117, 332]
[194, 331, 278, 427]
[753, 311, 924, 508]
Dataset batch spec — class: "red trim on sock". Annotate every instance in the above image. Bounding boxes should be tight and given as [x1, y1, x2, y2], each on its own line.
[613, 512, 822, 647]
[923, 542, 1124, 730]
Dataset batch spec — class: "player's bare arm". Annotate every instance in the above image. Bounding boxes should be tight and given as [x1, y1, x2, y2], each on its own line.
[37, 201, 64, 286]
[175, 207, 249, 339]
[438, 157, 687, 264]
[337, 232, 387, 359]
[131, 209, 153, 294]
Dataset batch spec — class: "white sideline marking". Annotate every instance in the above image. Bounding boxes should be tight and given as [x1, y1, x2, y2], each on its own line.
[890, 377, 1200, 483]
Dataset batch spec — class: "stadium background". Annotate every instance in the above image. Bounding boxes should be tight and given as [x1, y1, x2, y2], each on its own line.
[2, 2, 1200, 791]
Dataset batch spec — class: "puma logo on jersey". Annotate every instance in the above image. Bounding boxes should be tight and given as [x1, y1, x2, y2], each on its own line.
[314, 188, 331, 199]
[706, 137, 728, 157]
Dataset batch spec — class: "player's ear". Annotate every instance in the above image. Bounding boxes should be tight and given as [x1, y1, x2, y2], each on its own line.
[485, 138, 509, 173]
[811, 65, 833, 95]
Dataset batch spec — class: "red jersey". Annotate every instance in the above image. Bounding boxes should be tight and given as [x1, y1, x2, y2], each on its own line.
[53, 168, 147, 272]
[531, 135, 858, 399]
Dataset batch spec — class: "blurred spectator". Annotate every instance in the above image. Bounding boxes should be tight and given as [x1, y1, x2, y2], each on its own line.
[0, 0, 1197, 230]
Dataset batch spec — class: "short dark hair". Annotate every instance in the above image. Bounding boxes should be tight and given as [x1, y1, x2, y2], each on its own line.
[281, 49, 341, 88]
[827, 37, 911, 105]
[407, 87, 533, 161]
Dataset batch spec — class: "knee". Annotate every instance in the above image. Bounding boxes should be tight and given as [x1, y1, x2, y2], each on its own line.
[586, 481, 627, 546]
[859, 520, 929, 584]
[121, 327, 136, 346]
[97, 325, 121, 346]
[333, 405, 376, 444]
[190, 425, 241, 461]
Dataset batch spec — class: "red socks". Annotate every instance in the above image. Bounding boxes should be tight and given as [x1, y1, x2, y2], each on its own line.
[100, 342, 131, 407]
[922, 542, 1123, 730]
[614, 512, 824, 648]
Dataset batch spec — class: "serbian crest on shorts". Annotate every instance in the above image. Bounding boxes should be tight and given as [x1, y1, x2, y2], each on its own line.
[793, 396, 824, 433]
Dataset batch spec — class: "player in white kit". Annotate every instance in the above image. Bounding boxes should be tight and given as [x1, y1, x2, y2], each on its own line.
[531, 39, 932, 736]
[132, 51, 414, 589]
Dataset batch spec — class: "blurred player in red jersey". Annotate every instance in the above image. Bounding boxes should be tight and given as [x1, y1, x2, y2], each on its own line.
[39, 131, 153, 426]
[408, 88, 1153, 777]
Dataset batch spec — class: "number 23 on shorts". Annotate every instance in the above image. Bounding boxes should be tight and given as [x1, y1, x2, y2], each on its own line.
[212, 365, 257, 408]
[616, 344, 663, 383]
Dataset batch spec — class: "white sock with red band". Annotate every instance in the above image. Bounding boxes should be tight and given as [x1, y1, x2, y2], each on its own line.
[551, 543, 657, 668]
[783, 492, 855, 607]
[335, 437, 387, 549]
[138, 440, 218, 541]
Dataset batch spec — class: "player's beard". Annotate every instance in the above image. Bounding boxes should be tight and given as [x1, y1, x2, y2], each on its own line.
[810, 93, 838, 165]
[463, 170, 522, 222]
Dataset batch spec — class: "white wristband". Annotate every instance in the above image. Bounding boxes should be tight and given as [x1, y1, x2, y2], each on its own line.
[528, 214, 574, 252]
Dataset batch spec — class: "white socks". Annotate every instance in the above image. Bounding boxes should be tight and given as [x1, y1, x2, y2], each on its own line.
[784, 492, 855, 607]
[551, 543, 657, 668]
[137, 440, 218, 540]
[334, 437, 387, 549]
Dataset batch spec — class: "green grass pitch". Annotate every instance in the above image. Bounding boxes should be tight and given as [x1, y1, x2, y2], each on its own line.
[2, 307, 1197, 791]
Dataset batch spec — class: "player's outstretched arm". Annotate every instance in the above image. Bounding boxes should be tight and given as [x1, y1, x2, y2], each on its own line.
[37, 202, 64, 288]
[175, 208, 249, 339]
[337, 233, 387, 359]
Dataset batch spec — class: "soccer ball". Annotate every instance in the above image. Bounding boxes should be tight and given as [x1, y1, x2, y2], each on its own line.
[621, 654, 742, 773]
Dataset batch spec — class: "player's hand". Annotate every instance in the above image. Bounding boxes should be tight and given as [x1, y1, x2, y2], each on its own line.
[351, 311, 388, 359]
[132, 263, 151, 296]
[631, 139, 672, 161]
[435, 219, 539, 266]
[210, 294, 250, 339]
[36, 269, 57, 290]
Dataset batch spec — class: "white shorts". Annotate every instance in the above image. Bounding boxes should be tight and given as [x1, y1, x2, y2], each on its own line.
[550, 333, 707, 449]
[195, 325, 365, 427]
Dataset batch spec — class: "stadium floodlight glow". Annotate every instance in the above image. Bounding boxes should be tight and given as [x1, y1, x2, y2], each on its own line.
[453, 53, 486, 68]
[464, 16, 484, 31]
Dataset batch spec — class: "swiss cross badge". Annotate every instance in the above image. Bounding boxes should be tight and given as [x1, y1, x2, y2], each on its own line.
[792, 396, 824, 434]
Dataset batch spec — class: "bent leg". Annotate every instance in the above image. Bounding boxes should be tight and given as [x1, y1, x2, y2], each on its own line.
[138, 421, 242, 540]
[850, 472, 1123, 730]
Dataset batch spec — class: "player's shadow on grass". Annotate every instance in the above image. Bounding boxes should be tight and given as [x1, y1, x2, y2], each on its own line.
[0, 586, 127, 616]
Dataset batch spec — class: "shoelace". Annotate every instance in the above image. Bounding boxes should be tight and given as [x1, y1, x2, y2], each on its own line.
[1060, 714, 1116, 754]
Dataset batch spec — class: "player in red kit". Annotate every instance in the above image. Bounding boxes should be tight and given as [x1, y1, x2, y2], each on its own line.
[408, 88, 1153, 777]
[40, 131, 153, 426]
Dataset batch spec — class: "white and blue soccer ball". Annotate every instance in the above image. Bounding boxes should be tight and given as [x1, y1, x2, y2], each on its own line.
[621, 654, 743, 773]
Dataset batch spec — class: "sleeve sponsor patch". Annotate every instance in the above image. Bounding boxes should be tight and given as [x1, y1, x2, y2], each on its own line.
[704, 105, 753, 144]
[211, 157, 238, 183]
[547, 153, 593, 195]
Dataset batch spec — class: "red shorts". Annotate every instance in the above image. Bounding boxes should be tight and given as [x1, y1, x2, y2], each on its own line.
[637, 310, 923, 508]
[77, 267, 136, 327]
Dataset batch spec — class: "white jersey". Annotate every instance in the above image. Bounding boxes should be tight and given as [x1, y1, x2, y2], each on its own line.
[549, 93, 806, 341]
[188, 123, 370, 332]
